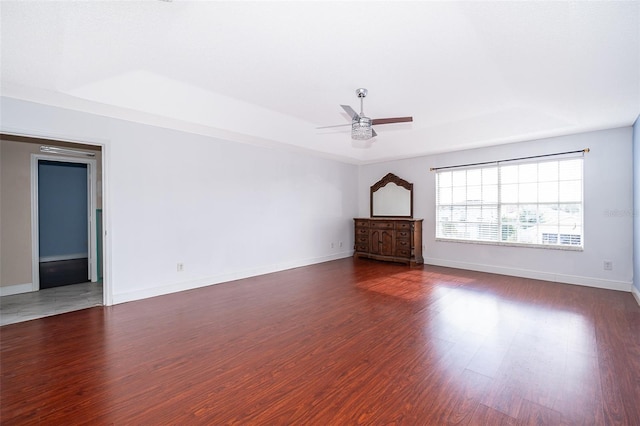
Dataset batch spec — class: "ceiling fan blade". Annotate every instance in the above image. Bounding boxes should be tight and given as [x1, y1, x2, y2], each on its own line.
[316, 123, 352, 129]
[340, 105, 360, 120]
[371, 116, 413, 125]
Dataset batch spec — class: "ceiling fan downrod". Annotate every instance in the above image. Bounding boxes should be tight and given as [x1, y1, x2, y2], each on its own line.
[356, 88, 368, 117]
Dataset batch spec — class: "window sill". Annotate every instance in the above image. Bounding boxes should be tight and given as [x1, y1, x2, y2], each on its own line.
[435, 238, 584, 251]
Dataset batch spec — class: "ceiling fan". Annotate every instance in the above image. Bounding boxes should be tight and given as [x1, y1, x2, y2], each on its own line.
[318, 88, 413, 140]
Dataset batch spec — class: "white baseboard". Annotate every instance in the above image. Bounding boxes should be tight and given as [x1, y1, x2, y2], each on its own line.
[0, 282, 34, 297]
[112, 251, 354, 305]
[633, 286, 640, 307]
[424, 257, 632, 293]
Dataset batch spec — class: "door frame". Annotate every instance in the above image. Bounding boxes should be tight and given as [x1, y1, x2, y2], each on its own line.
[30, 154, 98, 291]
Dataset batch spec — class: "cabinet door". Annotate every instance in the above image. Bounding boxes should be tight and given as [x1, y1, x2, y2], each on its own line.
[370, 229, 394, 256]
[380, 230, 394, 256]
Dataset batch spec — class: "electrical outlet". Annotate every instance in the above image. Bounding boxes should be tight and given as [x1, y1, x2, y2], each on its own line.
[603, 260, 613, 271]
[330, 242, 334, 249]
[177, 263, 184, 272]
[339, 241, 343, 248]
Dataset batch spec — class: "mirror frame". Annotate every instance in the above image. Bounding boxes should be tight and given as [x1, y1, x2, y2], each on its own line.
[370, 173, 414, 218]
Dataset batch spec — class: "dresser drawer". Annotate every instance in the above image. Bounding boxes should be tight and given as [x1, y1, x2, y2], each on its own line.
[355, 244, 369, 252]
[395, 221, 413, 230]
[397, 230, 411, 239]
[356, 235, 369, 244]
[370, 221, 394, 229]
[396, 248, 411, 258]
[355, 220, 370, 228]
[356, 227, 369, 236]
[396, 239, 411, 249]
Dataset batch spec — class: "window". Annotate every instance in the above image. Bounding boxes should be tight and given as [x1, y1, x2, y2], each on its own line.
[436, 157, 583, 249]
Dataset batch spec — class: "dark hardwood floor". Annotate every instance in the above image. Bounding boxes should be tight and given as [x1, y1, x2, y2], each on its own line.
[2, 258, 639, 425]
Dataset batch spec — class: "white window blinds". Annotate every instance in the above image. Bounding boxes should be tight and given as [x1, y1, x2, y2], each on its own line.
[435, 156, 584, 249]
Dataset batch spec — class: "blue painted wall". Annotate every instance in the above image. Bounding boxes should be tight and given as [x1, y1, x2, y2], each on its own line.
[38, 160, 88, 259]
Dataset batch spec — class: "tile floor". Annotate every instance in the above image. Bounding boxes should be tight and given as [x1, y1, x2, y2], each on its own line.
[0, 282, 103, 326]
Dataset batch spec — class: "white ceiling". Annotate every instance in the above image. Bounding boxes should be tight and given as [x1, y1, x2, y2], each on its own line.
[1, 1, 639, 164]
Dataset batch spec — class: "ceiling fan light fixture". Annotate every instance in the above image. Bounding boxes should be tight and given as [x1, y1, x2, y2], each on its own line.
[318, 87, 411, 141]
[352, 117, 373, 140]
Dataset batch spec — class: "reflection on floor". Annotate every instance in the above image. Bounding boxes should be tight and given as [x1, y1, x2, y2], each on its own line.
[0, 282, 102, 326]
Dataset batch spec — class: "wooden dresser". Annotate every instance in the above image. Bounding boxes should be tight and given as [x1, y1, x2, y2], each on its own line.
[354, 218, 424, 266]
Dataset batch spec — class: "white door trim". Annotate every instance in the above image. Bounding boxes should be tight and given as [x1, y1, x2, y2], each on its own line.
[31, 154, 98, 291]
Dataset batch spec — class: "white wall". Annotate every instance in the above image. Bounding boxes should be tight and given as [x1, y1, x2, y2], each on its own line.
[1, 97, 358, 304]
[3, 95, 633, 304]
[359, 127, 634, 292]
[633, 117, 640, 303]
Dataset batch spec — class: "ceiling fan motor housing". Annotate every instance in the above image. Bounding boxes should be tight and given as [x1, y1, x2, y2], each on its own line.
[356, 88, 368, 98]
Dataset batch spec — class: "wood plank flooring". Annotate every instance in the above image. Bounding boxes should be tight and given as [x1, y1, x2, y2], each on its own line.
[2, 258, 639, 425]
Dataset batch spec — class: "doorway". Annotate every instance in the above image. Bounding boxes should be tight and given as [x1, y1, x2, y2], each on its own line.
[0, 134, 106, 325]
[38, 160, 90, 288]
[31, 154, 98, 291]
[31, 153, 99, 291]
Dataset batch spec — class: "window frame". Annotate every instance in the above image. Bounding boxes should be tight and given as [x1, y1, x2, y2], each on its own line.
[435, 156, 584, 251]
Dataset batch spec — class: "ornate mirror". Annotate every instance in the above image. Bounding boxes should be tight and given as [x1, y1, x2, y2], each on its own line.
[370, 173, 413, 218]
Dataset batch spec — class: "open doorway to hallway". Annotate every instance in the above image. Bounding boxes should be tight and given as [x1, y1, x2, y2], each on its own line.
[0, 134, 105, 325]
[37, 159, 92, 289]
